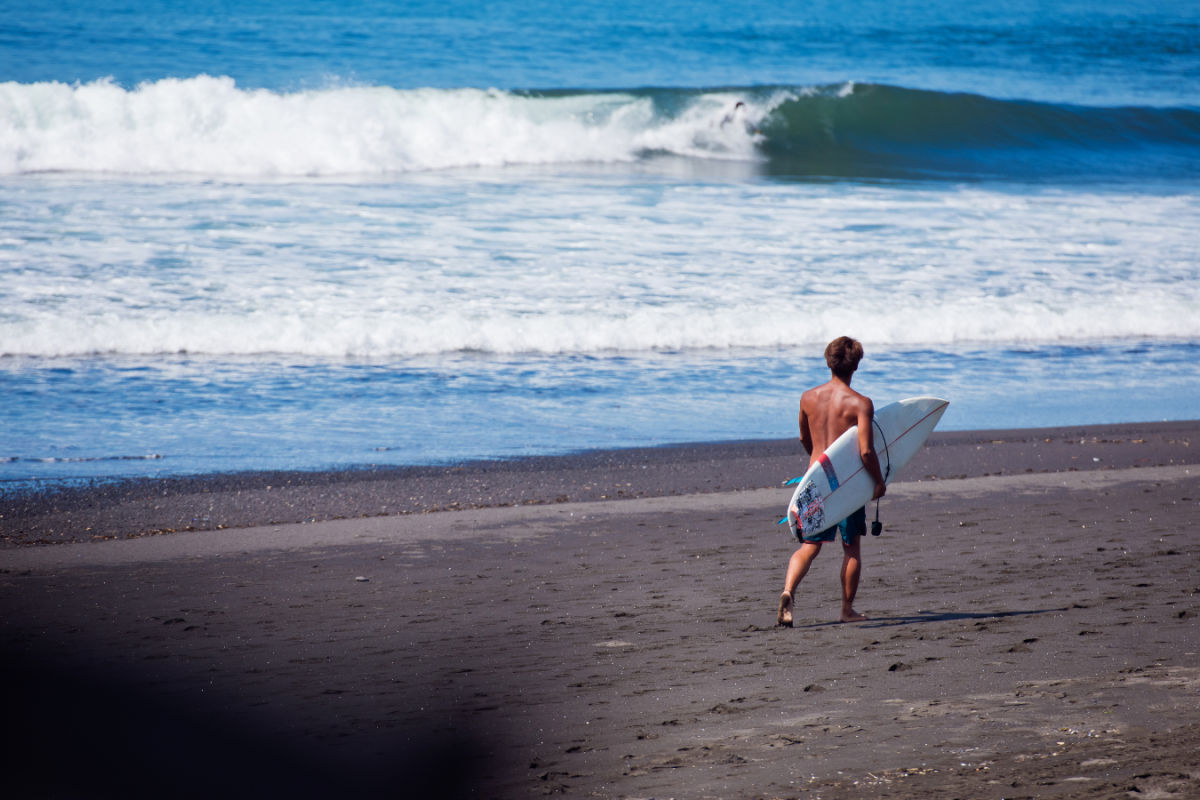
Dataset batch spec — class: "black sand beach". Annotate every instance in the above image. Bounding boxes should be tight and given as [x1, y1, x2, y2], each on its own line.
[1, 421, 1197, 798]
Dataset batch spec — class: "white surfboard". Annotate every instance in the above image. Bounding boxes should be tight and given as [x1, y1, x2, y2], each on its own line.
[783, 396, 949, 540]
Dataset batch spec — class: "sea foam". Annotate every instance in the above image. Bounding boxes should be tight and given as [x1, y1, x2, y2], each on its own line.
[2, 173, 1197, 358]
[3, 276, 1196, 358]
[0, 77, 766, 176]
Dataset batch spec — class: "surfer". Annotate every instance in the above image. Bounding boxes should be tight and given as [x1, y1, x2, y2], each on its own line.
[719, 101, 760, 135]
[777, 336, 887, 627]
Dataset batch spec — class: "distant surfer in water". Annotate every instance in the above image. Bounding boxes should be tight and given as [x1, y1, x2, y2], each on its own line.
[719, 101, 760, 135]
[777, 336, 887, 627]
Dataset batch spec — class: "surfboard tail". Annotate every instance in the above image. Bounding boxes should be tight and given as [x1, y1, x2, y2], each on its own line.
[785, 500, 800, 539]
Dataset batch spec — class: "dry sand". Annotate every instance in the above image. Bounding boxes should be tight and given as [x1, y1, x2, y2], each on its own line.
[1, 422, 1197, 798]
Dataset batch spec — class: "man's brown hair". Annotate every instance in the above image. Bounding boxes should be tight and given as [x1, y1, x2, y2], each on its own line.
[824, 336, 864, 380]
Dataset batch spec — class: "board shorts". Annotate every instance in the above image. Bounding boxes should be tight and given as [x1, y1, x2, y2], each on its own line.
[802, 506, 866, 546]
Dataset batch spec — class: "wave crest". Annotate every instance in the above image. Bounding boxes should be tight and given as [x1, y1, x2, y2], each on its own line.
[0, 76, 765, 176]
[6, 77, 1197, 180]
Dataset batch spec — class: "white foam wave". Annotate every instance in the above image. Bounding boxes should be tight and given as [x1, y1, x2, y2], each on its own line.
[14, 455, 164, 464]
[3, 290, 1197, 358]
[0, 77, 768, 176]
[3, 169, 1195, 359]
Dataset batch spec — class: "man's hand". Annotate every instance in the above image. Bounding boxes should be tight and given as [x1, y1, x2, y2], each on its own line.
[872, 480, 887, 501]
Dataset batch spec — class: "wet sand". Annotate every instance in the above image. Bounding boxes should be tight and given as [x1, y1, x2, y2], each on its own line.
[1, 421, 1197, 798]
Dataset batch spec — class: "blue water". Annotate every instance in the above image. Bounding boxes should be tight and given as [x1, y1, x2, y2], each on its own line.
[2, 1, 1199, 487]
[8, 1, 1200, 106]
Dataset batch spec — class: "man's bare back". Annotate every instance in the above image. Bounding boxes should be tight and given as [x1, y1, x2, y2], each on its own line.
[799, 377, 886, 500]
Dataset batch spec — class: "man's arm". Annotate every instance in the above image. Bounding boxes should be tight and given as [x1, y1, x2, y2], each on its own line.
[798, 401, 813, 456]
[856, 399, 887, 500]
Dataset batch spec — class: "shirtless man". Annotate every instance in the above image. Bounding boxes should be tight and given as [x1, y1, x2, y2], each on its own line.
[777, 336, 887, 627]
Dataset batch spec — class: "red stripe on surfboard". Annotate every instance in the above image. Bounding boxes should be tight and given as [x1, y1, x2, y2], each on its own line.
[817, 451, 839, 490]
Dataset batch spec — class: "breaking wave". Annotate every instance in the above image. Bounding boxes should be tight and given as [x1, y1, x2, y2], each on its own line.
[3, 77, 1198, 180]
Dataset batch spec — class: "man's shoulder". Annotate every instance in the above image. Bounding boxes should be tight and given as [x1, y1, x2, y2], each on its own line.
[849, 385, 873, 406]
[800, 381, 836, 412]
[848, 388, 875, 417]
[828, 383, 874, 418]
[804, 380, 874, 414]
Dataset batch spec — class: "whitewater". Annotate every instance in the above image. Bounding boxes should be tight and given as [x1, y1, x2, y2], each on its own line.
[3, 174, 1199, 359]
[0, 78, 770, 175]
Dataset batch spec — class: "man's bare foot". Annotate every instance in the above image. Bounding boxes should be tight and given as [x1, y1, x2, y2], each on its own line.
[840, 608, 868, 623]
[776, 592, 794, 627]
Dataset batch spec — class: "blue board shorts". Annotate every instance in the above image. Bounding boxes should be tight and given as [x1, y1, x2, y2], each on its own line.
[802, 506, 866, 546]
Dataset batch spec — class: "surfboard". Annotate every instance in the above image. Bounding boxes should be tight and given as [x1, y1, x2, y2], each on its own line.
[782, 396, 949, 540]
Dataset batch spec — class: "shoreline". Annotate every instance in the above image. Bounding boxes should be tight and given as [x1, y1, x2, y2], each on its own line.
[2, 419, 1195, 547]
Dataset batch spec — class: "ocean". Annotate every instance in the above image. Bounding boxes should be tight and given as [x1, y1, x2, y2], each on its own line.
[2, 0, 1199, 487]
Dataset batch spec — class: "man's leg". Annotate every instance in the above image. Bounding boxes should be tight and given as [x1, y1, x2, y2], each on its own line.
[839, 538, 867, 622]
[777, 541, 822, 627]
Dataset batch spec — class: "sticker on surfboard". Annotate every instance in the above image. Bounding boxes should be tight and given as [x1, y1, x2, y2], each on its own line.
[787, 484, 825, 541]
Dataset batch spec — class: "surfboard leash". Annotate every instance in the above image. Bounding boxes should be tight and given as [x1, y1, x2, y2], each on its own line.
[871, 418, 892, 536]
